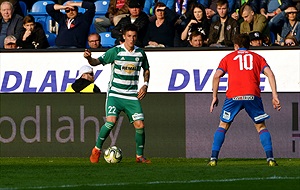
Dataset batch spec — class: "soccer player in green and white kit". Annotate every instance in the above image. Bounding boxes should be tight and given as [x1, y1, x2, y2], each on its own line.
[84, 24, 151, 164]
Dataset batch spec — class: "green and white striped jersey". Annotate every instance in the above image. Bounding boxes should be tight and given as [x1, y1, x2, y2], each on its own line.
[98, 44, 150, 99]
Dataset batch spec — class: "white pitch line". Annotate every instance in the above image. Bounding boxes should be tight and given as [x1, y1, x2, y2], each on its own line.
[1, 176, 299, 190]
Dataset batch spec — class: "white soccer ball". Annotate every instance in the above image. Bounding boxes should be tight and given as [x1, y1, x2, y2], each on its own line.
[104, 146, 123, 163]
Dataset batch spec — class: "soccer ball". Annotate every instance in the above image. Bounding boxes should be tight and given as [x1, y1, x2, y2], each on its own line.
[104, 146, 122, 163]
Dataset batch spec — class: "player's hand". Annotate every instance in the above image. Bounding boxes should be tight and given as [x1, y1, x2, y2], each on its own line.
[210, 97, 218, 113]
[84, 49, 91, 59]
[272, 98, 281, 111]
[137, 85, 148, 100]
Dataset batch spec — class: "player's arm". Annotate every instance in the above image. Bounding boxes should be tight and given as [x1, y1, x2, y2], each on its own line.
[263, 67, 281, 111]
[84, 49, 101, 66]
[137, 69, 150, 100]
[210, 69, 224, 113]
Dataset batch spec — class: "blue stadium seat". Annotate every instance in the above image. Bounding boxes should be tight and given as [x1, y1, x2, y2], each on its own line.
[19, 1, 27, 16]
[95, 0, 109, 16]
[30, 1, 55, 15]
[99, 32, 116, 48]
[46, 32, 56, 46]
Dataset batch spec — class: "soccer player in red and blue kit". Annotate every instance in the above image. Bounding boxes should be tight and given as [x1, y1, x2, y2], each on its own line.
[208, 34, 281, 166]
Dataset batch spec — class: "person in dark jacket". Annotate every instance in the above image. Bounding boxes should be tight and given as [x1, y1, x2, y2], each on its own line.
[111, 0, 149, 47]
[65, 65, 101, 93]
[46, 1, 95, 48]
[17, 14, 49, 49]
[208, 0, 239, 47]
[0, 1, 23, 48]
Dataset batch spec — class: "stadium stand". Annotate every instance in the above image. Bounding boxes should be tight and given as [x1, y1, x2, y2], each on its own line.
[99, 32, 116, 48]
[19, 1, 27, 16]
[95, 0, 109, 16]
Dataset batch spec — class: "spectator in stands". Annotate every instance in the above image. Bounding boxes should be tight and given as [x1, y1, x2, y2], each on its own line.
[65, 65, 101, 93]
[240, 4, 270, 39]
[208, 0, 239, 47]
[16, 14, 49, 49]
[0, 0, 23, 17]
[260, 0, 292, 19]
[181, 3, 209, 45]
[187, 30, 204, 47]
[231, 0, 260, 21]
[88, 33, 102, 48]
[0, 1, 23, 48]
[249, 31, 266, 46]
[46, 1, 95, 48]
[143, 2, 179, 47]
[269, 5, 300, 45]
[143, 0, 175, 17]
[3, 34, 17, 48]
[283, 35, 299, 46]
[111, 0, 149, 47]
[199, 0, 235, 22]
[94, 0, 130, 33]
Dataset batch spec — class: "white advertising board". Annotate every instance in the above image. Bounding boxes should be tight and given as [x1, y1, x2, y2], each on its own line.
[0, 49, 299, 93]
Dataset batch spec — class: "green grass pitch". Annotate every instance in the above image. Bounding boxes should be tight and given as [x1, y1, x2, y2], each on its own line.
[0, 158, 299, 190]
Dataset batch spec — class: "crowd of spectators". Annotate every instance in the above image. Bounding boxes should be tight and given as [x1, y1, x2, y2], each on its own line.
[1, 0, 300, 49]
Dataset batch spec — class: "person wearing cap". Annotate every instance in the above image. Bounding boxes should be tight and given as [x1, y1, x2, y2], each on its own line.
[3, 34, 17, 49]
[0, 1, 23, 48]
[65, 65, 101, 93]
[249, 31, 265, 46]
[46, 1, 95, 48]
[111, 0, 149, 47]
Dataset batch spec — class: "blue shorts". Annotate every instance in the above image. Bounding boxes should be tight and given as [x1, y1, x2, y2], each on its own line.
[220, 95, 270, 124]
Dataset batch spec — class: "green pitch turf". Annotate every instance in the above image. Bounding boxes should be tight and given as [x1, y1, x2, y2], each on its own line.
[0, 158, 299, 190]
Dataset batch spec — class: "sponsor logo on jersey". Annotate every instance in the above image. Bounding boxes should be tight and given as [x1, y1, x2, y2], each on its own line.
[121, 57, 125, 60]
[122, 63, 137, 74]
[132, 113, 144, 120]
[232, 95, 254, 100]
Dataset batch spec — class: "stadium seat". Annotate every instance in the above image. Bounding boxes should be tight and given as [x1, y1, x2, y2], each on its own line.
[46, 32, 56, 46]
[19, 1, 27, 16]
[95, 0, 109, 16]
[30, 1, 55, 14]
[99, 32, 116, 48]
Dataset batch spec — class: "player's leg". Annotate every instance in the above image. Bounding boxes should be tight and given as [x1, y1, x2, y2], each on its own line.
[245, 96, 277, 166]
[90, 96, 120, 163]
[208, 98, 242, 166]
[125, 99, 151, 163]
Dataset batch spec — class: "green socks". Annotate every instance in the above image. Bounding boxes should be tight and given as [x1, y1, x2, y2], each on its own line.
[135, 128, 145, 156]
[95, 121, 114, 149]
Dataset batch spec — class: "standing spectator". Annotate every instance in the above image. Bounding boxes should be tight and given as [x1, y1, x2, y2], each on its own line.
[94, 0, 130, 33]
[207, 33, 281, 167]
[0, 1, 23, 48]
[143, 0, 175, 16]
[3, 34, 17, 48]
[144, 2, 179, 47]
[181, 3, 209, 44]
[84, 24, 151, 164]
[208, 0, 239, 47]
[88, 33, 102, 49]
[46, 1, 95, 48]
[0, 0, 23, 17]
[16, 14, 49, 49]
[270, 5, 300, 45]
[65, 65, 101, 93]
[111, 0, 149, 47]
[187, 30, 204, 47]
[240, 4, 270, 39]
[249, 31, 266, 46]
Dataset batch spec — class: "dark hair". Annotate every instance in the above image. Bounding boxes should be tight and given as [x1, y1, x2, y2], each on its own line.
[23, 14, 35, 25]
[122, 24, 138, 35]
[216, 0, 229, 7]
[191, 3, 207, 22]
[189, 30, 203, 41]
[233, 33, 250, 49]
[154, 2, 166, 12]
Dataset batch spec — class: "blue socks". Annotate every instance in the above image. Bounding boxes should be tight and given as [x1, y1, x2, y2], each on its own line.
[211, 127, 227, 159]
[259, 129, 274, 158]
